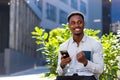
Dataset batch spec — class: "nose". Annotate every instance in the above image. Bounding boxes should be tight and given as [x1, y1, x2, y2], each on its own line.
[74, 22, 79, 27]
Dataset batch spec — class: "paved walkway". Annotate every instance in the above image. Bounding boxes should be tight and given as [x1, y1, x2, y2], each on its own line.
[0, 66, 54, 80]
[0, 66, 119, 80]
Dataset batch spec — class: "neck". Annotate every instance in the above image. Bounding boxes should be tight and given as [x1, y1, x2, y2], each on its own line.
[73, 33, 84, 45]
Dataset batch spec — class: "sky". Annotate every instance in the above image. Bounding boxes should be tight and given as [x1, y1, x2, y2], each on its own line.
[111, 0, 120, 22]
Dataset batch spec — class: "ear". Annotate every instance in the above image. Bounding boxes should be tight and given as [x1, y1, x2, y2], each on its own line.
[68, 23, 70, 28]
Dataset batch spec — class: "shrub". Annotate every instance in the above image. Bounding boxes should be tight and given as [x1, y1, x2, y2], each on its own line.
[31, 24, 120, 79]
[100, 33, 120, 80]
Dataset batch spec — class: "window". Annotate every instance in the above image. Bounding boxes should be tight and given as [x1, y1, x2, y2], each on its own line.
[38, 0, 42, 12]
[80, 1, 86, 15]
[34, 0, 42, 12]
[59, 10, 68, 24]
[60, 0, 68, 4]
[46, 3, 56, 21]
[71, 0, 78, 9]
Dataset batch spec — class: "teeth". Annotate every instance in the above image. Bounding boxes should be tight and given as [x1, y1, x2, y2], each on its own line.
[75, 28, 80, 31]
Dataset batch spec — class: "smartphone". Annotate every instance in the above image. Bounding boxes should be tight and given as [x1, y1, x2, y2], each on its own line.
[82, 51, 91, 60]
[60, 50, 70, 58]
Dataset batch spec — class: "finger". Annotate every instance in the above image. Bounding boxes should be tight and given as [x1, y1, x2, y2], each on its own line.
[77, 53, 82, 58]
[61, 54, 66, 59]
[63, 57, 71, 64]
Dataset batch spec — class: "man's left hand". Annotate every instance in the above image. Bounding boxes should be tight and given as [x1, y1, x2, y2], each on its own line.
[76, 51, 88, 66]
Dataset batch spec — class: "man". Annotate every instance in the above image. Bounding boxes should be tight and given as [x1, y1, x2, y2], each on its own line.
[56, 11, 104, 80]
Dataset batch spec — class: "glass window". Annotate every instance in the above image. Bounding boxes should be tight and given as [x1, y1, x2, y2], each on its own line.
[38, 0, 42, 12]
[60, 0, 68, 4]
[71, 0, 78, 9]
[80, 1, 86, 15]
[46, 3, 56, 21]
[34, 0, 37, 4]
[59, 10, 68, 24]
[34, 0, 42, 12]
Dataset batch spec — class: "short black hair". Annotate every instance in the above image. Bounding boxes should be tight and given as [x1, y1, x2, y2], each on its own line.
[67, 11, 84, 22]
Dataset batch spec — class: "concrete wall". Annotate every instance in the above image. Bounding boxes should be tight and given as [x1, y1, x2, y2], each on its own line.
[0, 0, 45, 75]
[0, 53, 5, 74]
[4, 49, 46, 74]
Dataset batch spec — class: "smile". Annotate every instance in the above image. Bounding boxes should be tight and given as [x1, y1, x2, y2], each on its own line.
[75, 28, 81, 31]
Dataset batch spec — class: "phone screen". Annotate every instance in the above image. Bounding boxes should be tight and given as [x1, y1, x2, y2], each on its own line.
[60, 50, 70, 58]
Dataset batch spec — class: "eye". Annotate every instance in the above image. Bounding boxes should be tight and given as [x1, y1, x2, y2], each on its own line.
[70, 21, 75, 25]
[77, 21, 82, 24]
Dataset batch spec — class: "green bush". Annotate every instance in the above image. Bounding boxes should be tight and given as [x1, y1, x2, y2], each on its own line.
[31, 24, 120, 79]
[31, 24, 70, 76]
[100, 33, 120, 80]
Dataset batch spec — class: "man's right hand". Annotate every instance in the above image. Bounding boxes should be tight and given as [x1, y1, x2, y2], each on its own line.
[60, 54, 71, 69]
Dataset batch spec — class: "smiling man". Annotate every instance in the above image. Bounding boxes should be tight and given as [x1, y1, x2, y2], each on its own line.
[56, 11, 104, 80]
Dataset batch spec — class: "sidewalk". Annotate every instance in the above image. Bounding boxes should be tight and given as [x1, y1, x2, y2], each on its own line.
[0, 65, 119, 80]
[0, 66, 54, 80]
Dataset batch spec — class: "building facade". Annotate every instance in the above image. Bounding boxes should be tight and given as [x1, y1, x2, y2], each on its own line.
[102, 0, 111, 34]
[87, 0, 102, 36]
[0, 0, 105, 75]
[28, 0, 103, 34]
[112, 21, 120, 34]
[0, 0, 45, 75]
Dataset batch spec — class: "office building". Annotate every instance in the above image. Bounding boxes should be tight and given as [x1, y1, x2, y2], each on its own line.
[0, 0, 103, 74]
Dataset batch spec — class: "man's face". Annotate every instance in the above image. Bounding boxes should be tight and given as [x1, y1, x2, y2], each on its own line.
[68, 15, 85, 36]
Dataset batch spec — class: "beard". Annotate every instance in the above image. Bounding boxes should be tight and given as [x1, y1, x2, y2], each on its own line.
[74, 31, 83, 36]
[74, 33, 81, 36]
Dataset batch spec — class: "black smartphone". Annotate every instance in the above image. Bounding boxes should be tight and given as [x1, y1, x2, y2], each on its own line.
[60, 50, 70, 58]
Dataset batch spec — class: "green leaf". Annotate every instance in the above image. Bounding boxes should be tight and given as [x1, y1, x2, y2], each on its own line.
[35, 26, 40, 32]
[35, 26, 44, 36]
[43, 32, 48, 40]
[31, 31, 38, 35]
[38, 28, 44, 36]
